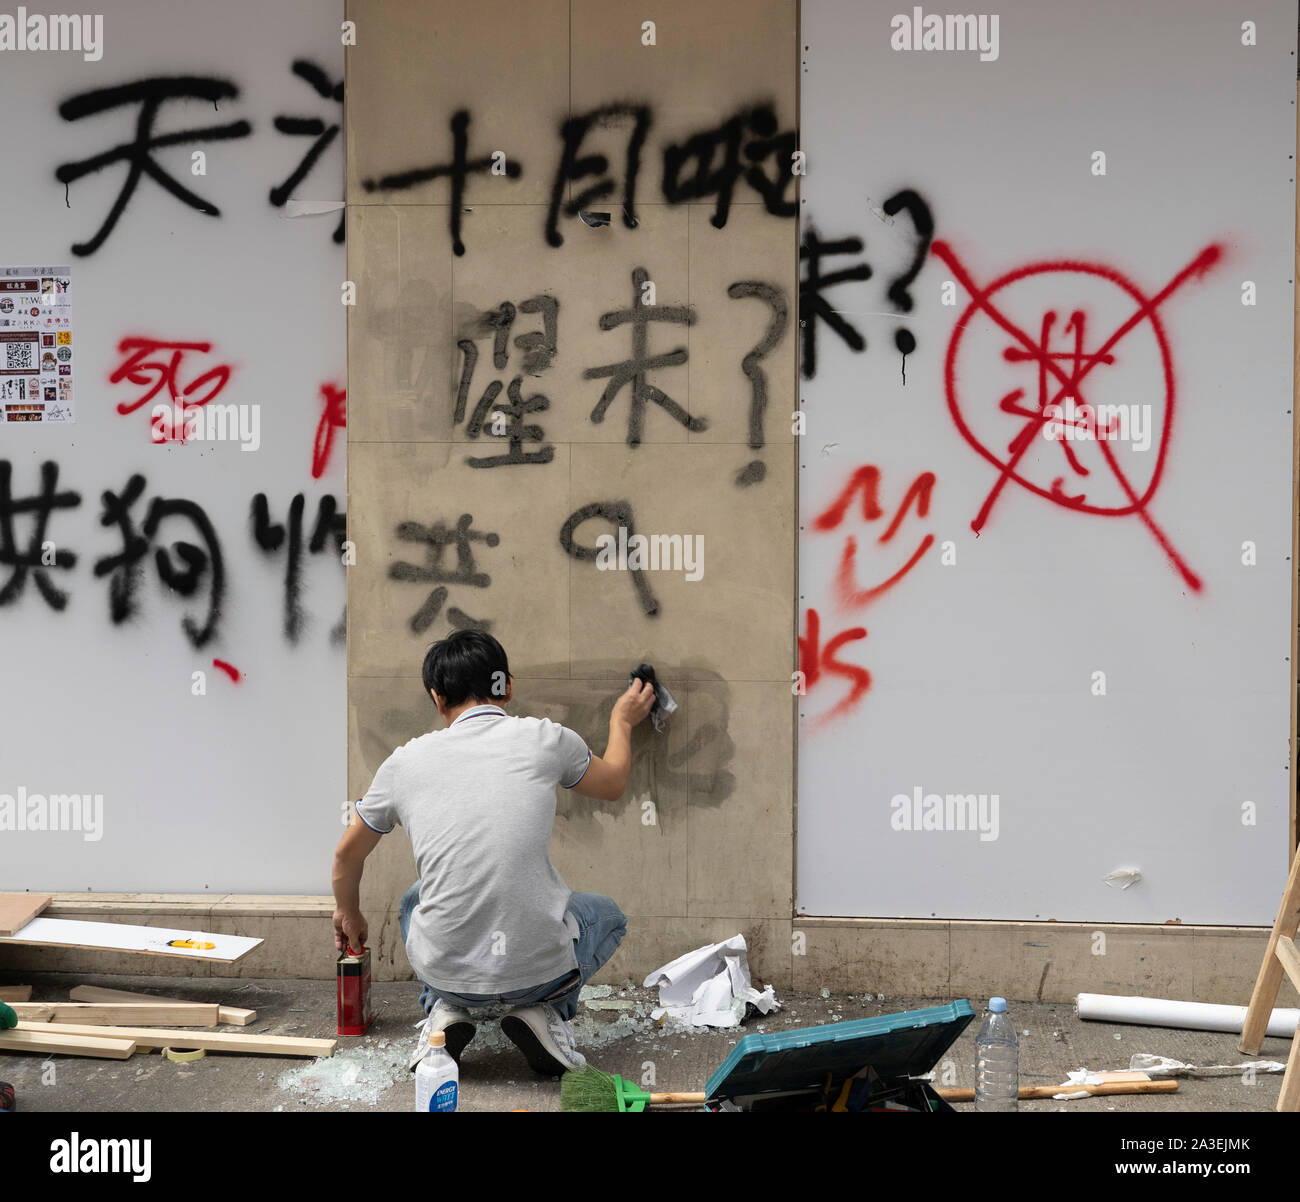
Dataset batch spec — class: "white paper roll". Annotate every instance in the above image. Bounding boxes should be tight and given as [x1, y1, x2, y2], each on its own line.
[1076, 993, 1298, 1040]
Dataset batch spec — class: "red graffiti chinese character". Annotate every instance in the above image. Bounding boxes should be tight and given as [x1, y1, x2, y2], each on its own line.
[798, 607, 870, 725]
[815, 464, 936, 609]
[311, 382, 347, 478]
[108, 336, 232, 444]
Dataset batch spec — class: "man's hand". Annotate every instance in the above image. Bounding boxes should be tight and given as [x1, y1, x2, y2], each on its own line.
[612, 678, 655, 729]
[573, 680, 655, 801]
[333, 907, 368, 954]
[331, 812, 382, 953]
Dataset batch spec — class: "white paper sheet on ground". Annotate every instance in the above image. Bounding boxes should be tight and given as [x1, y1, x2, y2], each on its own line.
[0, 917, 261, 962]
[643, 934, 779, 1027]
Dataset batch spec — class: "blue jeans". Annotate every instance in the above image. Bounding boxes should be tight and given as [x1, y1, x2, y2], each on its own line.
[398, 883, 626, 1022]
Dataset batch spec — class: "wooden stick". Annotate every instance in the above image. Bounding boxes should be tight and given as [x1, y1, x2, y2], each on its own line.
[645, 1077, 1178, 1106]
[15, 1020, 335, 1058]
[11, 1001, 220, 1027]
[937, 1079, 1178, 1102]
[70, 984, 257, 1026]
[0, 1028, 136, 1059]
[0, 986, 33, 1002]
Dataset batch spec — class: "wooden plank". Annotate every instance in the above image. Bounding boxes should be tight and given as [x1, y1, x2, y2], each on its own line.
[0, 986, 33, 1002]
[10, 1004, 53, 1022]
[0, 917, 261, 963]
[0, 893, 51, 936]
[216, 1007, 258, 1027]
[70, 984, 257, 1026]
[0, 1028, 135, 1059]
[1278, 936, 1300, 995]
[10, 1002, 220, 1027]
[1240, 845, 1300, 1054]
[1279, 1010, 1300, 1112]
[15, 1021, 335, 1058]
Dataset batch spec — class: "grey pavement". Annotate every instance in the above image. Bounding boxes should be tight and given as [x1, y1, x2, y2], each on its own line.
[1, 971, 1291, 1113]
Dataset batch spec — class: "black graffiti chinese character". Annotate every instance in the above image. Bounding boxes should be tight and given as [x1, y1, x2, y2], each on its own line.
[463, 379, 554, 469]
[362, 111, 521, 255]
[251, 493, 346, 644]
[799, 228, 873, 379]
[454, 296, 559, 467]
[94, 473, 225, 648]
[662, 104, 797, 228]
[559, 500, 660, 617]
[584, 267, 702, 446]
[389, 514, 498, 633]
[454, 296, 559, 386]
[545, 104, 651, 248]
[269, 60, 345, 243]
[736, 105, 799, 219]
[0, 460, 81, 611]
[55, 77, 253, 256]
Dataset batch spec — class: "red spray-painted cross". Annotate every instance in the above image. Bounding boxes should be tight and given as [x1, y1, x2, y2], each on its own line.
[932, 240, 1221, 592]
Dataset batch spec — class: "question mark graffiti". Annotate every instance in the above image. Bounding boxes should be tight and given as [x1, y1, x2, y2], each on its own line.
[881, 189, 935, 382]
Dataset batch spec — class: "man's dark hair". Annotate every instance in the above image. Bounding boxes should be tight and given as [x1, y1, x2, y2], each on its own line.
[421, 630, 510, 708]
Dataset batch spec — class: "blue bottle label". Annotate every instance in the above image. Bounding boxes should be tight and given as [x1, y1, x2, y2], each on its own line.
[428, 1080, 457, 1112]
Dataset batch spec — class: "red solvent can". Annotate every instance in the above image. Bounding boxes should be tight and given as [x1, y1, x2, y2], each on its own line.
[337, 945, 373, 1036]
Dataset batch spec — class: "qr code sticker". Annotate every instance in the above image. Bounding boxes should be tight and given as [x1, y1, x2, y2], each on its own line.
[4, 341, 34, 371]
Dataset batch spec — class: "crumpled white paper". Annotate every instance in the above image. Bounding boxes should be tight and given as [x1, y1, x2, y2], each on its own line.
[1043, 1056, 1288, 1099]
[1049, 1068, 1110, 1100]
[643, 934, 780, 1027]
[1128, 1053, 1287, 1078]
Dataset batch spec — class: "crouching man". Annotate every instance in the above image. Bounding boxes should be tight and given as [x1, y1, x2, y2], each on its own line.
[331, 630, 654, 1075]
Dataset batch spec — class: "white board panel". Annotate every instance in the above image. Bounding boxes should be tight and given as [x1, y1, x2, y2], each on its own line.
[0, 0, 346, 891]
[797, 0, 1296, 922]
[0, 916, 261, 963]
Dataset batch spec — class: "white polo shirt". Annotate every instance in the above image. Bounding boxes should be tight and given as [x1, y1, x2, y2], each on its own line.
[357, 706, 592, 993]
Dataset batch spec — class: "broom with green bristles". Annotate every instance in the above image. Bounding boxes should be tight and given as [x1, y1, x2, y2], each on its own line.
[561, 1066, 706, 1112]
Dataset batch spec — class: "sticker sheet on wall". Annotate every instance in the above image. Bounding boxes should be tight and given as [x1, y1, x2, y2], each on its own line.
[0, 265, 74, 424]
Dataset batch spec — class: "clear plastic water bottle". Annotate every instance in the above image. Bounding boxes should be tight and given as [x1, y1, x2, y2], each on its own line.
[974, 996, 1019, 1112]
[414, 1030, 459, 1112]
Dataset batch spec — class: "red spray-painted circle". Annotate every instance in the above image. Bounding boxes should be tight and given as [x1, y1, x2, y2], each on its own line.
[943, 257, 1176, 518]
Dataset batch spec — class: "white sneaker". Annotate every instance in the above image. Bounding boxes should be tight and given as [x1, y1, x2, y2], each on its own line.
[409, 998, 476, 1071]
[501, 1003, 586, 1076]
